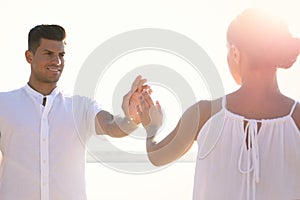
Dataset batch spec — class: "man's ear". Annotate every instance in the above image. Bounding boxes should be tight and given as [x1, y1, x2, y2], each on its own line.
[25, 50, 33, 64]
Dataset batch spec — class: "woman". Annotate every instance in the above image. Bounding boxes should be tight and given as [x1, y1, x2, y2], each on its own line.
[138, 8, 300, 200]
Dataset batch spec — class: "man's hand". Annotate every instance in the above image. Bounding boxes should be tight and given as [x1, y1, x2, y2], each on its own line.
[122, 75, 151, 124]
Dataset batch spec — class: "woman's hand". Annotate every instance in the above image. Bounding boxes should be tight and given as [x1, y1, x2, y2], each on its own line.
[138, 91, 163, 136]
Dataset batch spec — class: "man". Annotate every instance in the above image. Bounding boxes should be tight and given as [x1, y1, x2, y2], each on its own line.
[0, 24, 146, 200]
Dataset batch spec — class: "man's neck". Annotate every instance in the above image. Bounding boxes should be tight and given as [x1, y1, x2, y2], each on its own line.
[27, 81, 57, 96]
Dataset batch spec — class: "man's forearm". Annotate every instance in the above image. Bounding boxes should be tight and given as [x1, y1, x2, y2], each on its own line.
[96, 111, 138, 137]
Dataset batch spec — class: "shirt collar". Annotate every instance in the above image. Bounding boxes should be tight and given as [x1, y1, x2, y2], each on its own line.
[24, 84, 60, 102]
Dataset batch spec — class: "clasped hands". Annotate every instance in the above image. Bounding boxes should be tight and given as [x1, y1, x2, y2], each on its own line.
[122, 75, 163, 134]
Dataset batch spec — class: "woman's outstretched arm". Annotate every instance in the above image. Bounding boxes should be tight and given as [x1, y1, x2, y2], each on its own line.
[139, 92, 214, 166]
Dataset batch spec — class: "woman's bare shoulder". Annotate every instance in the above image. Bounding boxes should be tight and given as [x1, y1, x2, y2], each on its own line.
[192, 97, 223, 139]
[197, 97, 223, 117]
[292, 102, 300, 131]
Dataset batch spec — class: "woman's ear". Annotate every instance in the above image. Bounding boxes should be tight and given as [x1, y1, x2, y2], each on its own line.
[228, 44, 242, 85]
[25, 50, 33, 64]
[231, 44, 241, 65]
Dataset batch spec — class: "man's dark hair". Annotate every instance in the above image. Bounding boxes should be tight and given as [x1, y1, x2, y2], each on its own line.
[28, 24, 66, 53]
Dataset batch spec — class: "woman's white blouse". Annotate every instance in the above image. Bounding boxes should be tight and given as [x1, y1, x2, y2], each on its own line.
[193, 96, 300, 200]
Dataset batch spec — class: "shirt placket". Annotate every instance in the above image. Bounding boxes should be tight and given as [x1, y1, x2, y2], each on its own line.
[40, 96, 53, 200]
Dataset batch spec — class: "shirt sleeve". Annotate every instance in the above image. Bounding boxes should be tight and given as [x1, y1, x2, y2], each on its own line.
[86, 97, 102, 134]
[72, 95, 102, 141]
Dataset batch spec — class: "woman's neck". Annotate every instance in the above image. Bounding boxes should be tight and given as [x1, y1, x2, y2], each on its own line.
[239, 66, 280, 98]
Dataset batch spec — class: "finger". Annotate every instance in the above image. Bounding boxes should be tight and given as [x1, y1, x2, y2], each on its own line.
[140, 96, 149, 113]
[137, 85, 150, 95]
[123, 91, 132, 104]
[137, 104, 142, 115]
[137, 79, 147, 92]
[129, 98, 135, 105]
[156, 100, 162, 113]
[143, 91, 154, 107]
[141, 85, 150, 91]
[147, 87, 153, 95]
[140, 85, 152, 94]
[124, 76, 144, 102]
[131, 75, 142, 91]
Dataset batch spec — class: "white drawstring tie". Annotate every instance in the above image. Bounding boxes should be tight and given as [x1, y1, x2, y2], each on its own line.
[238, 120, 260, 200]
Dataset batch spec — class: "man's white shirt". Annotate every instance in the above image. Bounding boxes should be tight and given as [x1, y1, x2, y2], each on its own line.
[0, 84, 101, 200]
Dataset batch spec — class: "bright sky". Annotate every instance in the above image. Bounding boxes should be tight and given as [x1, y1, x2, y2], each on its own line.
[0, 0, 299, 95]
[1, 0, 300, 149]
[0, 0, 300, 199]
